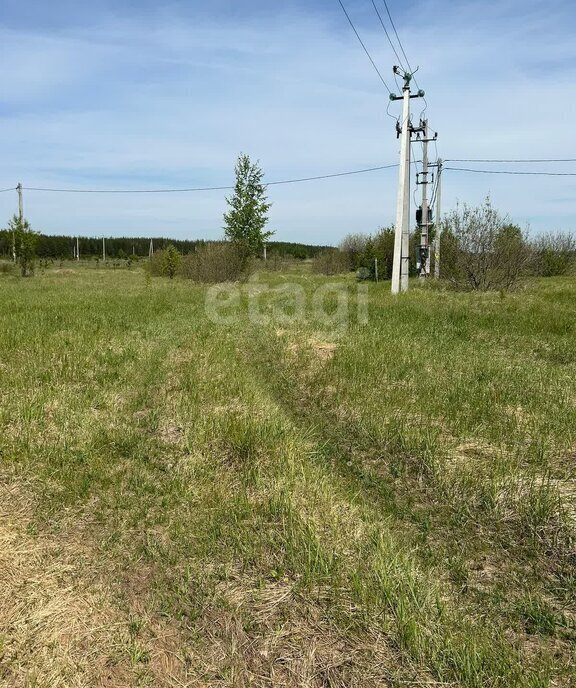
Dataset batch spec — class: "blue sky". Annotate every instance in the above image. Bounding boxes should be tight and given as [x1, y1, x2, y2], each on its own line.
[0, 0, 574, 244]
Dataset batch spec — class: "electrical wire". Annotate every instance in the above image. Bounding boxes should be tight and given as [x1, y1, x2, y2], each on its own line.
[380, 0, 418, 86]
[378, 0, 426, 117]
[445, 158, 576, 163]
[429, 170, 439, 210]
[411, 154, 421, 208]
[370, 0, 405, 70]
[337, 0, 392, 94]
[20, 164, 400, 194]
[445, 167, 576, 176]
[0, 187, 15, 193]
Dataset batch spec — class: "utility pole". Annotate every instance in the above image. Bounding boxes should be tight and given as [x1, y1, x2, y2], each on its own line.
[434, 158, 442, 278]
[419, 119, 429, 278]
[390, 68, 424, 294]
[149, 239, 154, 258]
[76, 236, 80, 262]
[13, 183, 23, 263]
[415, 122, 438, 279]
[102, 237, 106, 262]
[17, 183, 23, 222]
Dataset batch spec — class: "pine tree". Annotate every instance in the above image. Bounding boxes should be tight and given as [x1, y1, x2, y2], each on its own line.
[223, 154, 273, 261]
[160, 244, 182, 279]
[6, 215, 39, 277]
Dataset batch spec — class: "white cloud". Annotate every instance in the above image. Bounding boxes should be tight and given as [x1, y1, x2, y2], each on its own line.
[0, 0, 575, 242]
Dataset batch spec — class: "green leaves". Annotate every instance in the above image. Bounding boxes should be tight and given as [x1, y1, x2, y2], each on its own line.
[224, 153, 273, 260]
[5, 214, 39, 277]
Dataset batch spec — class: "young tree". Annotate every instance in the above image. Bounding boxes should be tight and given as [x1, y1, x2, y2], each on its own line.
[6, 215, 39, 277]
[224, 154, 273, 261]
[441, 198, 531, 291]
[372, 226, 395, 279]
[160, 244, 182, 279]
[338, 233, 370, 271]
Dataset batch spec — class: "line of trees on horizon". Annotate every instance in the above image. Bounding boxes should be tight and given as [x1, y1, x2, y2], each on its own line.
[0, 232, 331, 262]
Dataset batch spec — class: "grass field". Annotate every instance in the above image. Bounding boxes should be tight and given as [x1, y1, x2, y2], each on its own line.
[0, 264, 575, 687]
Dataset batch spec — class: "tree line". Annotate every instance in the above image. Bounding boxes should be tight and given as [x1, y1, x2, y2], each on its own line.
[315, 199, 576, 290]
[0, 232, 328, 262]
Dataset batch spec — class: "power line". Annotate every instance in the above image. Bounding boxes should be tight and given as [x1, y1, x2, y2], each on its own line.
[0, 187, 15, 193]
[336, 0, 392, 94]
[370, 0, 405, 69]
[445, 158, 576, 163]
[445, 167, 576, 176]
[20, 164, 399, 194]
[380, 0, 416, 85]
[379, 0, 426, 115]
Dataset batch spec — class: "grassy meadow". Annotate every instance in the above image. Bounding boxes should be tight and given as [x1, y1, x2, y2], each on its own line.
[0, 263, 575, 687]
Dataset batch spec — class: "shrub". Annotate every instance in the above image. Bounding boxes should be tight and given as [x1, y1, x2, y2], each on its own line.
[339, 233, 370, 271]
[4, 215, 39, 277]
[533, 232, 576, 277]
[145, 244, 182, 279]
[262, 251, 286, 272]
[312, 249, 348, 275]
[441, 199, 532, 291]
[180, 242, 245, 283]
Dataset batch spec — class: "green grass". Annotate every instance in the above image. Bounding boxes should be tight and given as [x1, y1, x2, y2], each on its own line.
[0, 264, 575, 686]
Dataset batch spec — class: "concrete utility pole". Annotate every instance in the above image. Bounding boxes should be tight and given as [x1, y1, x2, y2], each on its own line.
[434, 158, 442, 279]
[391, 75, 411, 294]
[13, 183, 23, 263]
[390, 68, 424, 294]
[149, 239, 154, 258]
[102, 237, 106, 262]
[17, 183, 23, 222]
[76, 236, 80, 261]
[415, 124, 438, 279]
[419, 119, 430, 278]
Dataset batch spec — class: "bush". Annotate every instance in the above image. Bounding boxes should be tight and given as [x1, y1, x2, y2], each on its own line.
[339, 233, 370, 271]
[180, 242, 245, 283]
[312, 249, 348, 275]
[0, 261, 14, 275]
[145, 244, 182, 279]
[441, 199, 532, 291]
[533, 232, 576, 277]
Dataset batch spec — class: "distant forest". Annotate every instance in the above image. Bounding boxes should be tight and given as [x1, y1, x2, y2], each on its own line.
[0, 233, 332, 260]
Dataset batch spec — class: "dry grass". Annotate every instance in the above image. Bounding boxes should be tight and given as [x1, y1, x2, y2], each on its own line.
[0, 479, 137, 687]
[193, 575, 418, 687]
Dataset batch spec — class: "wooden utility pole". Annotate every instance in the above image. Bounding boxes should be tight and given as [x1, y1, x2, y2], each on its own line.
[434, 158, 442, 279]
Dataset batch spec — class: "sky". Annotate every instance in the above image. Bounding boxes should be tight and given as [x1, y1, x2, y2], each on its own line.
[0, 0, 575, 244]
